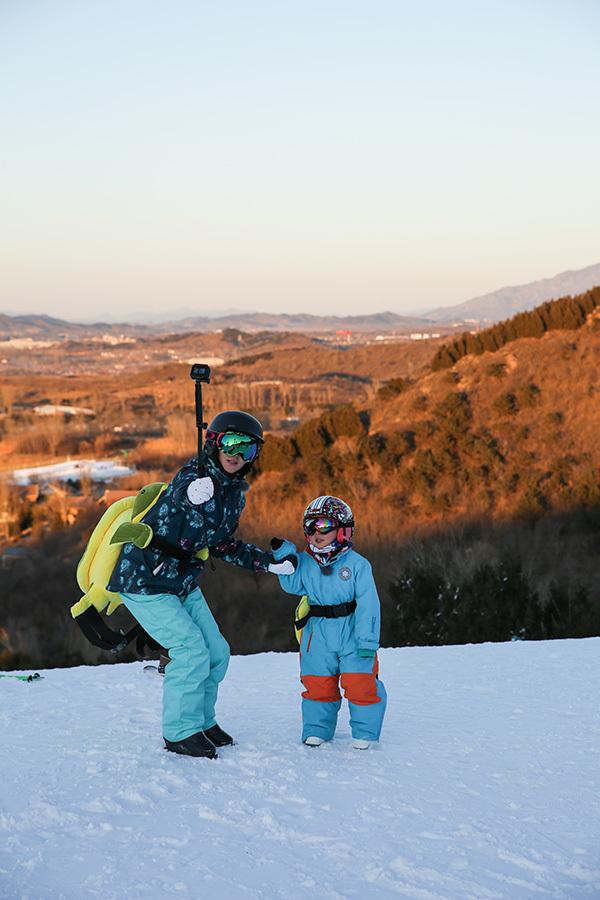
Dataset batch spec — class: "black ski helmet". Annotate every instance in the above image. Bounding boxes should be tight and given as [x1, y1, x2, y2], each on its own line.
[204, 410, 264, 475]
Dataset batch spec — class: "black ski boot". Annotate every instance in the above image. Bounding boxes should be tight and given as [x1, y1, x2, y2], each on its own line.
[164, 731, 218, 759]
[203, 724, 234, 747]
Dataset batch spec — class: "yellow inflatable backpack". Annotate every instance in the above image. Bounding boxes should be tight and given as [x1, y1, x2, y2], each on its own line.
[69, 482, 198, 650]
[71, 483, 168, 621]
[73, 494, 136, 618]
[71, 481, 210, 651]
[294, 596, 311, 644]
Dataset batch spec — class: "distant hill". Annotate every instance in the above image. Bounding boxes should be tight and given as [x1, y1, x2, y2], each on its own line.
[155, 310, 436, 333]
[426, 263, 600, 324]
[431, 286, 600, 371]
[0, 313, 79, 337]
[0, 309, 438, 340]
[0, 313, 147, 340]
[77, 306, 253, 325]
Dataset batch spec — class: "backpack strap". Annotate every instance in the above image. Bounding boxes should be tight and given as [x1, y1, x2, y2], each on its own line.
[74, 606, 143, 653]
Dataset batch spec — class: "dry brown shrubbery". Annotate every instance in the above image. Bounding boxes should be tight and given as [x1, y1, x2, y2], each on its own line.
[165, 411, 197, 455]
[12, 415, 66, 456]
[4, 312, 600, 667]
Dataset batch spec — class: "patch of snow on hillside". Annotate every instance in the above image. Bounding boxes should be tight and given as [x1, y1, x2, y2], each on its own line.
[10, 458, 135, 486]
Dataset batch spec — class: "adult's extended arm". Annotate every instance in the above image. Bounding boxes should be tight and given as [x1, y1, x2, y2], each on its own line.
[210, 533, 273, 572]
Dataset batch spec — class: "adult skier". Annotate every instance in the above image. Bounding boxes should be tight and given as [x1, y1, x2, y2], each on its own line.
[108, 410, 295, 759]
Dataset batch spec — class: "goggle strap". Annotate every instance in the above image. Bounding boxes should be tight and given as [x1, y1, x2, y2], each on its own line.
[217, 431, 255, 445]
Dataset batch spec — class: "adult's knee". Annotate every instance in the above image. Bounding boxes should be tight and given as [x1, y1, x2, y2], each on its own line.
[210, 637, 230, 680]
[170, 636, 211, 680]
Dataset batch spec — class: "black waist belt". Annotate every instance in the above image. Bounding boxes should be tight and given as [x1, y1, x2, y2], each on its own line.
[295, 599, 356, 631]
[148, 535, 204, 576]
[149, 535, 191, 561]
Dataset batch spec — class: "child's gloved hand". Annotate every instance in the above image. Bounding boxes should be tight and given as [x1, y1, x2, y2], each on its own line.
[186, 476, 214, 505]
[358, 648, 376, 658]
[268, 556, 296, 575]
[270, 537, 284, 550]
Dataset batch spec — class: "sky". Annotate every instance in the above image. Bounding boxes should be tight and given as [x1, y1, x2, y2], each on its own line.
[1, 0, 599, 322]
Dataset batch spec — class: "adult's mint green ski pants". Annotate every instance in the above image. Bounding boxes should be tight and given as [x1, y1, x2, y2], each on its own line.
[120, 587, 230, 742]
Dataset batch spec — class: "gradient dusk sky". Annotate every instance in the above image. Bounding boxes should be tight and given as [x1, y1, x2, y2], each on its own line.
[1, 0, 599, 321]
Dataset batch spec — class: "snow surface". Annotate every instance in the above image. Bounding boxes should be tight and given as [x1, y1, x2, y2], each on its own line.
[10, 458, 135, 486]
[1, 639, 599, 899]
[33, 405, 94, 417]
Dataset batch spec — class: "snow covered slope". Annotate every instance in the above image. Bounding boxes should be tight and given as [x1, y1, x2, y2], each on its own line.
[1, 640, 599, 899]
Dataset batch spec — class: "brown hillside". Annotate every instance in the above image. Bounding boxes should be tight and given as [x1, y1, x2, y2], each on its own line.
[3, 317, 600, 668]
[370, 316, 600, 474]
[248, 315, 600, 544]
[0, 333, 442, 471]
[226, 336, 442, 382]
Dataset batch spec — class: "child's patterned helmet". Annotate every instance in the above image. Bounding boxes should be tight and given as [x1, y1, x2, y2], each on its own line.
[303, 496, 354, 535]
[303, 496, 354, 564]
[303, 495, 354, 528]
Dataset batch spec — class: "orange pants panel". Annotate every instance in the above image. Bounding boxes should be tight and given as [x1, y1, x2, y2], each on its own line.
[301, 674, 342, 703]
[340, 671, 381, 706]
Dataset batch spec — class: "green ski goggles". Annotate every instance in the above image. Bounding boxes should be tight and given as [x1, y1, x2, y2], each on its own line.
[215, 431, 260, 461]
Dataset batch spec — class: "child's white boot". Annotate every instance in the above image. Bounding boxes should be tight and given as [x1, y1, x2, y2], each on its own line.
[352, 738, 371, 750]
[304, 736, 325, 747]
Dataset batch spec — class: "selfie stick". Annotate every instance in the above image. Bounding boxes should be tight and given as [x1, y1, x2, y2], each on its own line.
[190, 363, 211, 476]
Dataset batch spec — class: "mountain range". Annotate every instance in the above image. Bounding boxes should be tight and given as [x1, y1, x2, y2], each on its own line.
[2, 263, 599, 338]
[426, 262, 600, 323]
[0, 310, 438, 339]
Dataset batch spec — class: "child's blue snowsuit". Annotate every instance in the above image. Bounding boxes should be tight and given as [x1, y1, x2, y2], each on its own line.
[111, 454, 272, 743]
[273, 540, 387, 743]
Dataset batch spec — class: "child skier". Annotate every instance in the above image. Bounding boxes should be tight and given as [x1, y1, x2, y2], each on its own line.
[108, 410, 295, 759]
[271, 496, 386, 749]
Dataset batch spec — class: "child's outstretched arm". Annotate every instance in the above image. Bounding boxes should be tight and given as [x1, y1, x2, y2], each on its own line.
[354, 558, 381, 655]
[270, 538, 306, 595]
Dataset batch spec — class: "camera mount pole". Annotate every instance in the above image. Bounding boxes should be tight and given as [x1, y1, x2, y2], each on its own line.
[190, 363, 211, 477]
